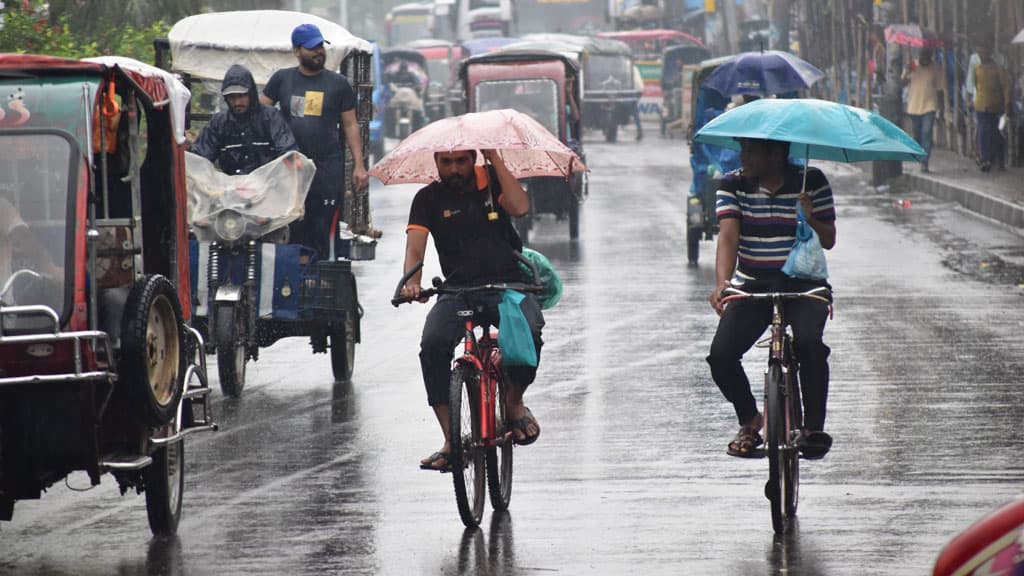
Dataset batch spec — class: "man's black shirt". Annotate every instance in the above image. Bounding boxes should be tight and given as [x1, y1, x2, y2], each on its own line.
[407, 168, 523, 286]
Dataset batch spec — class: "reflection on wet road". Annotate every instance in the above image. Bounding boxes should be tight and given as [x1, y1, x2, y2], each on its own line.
[2, 128, 1023, 575]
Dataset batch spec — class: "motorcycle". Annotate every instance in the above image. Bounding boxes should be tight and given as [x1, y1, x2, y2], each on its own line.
[187, 151, 360, 396]
[387, 82, 425, 140]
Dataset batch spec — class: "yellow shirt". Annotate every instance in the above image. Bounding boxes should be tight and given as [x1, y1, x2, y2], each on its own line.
[905, 64, 945, 115]
[973, 63, 1010, 113]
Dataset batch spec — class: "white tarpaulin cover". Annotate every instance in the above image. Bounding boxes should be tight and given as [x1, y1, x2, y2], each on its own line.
[186, 150, 316, 243]
[168, 10, 373, 85]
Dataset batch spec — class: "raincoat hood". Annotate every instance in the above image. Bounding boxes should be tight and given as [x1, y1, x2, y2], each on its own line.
[221, 64, 259, 118]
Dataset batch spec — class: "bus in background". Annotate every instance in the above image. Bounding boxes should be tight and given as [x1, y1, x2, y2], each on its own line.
[596, 29, 703, 121]
[455, 0, 511, 40]
[386, 2, 434, 46]
[511, 0, 612, 36]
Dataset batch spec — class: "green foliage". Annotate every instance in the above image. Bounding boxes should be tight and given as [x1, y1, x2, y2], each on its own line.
[0, 8, 170, 63]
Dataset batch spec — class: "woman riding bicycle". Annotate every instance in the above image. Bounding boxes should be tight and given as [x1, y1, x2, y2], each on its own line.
[400, 149, 544, 471]
[707, 138, 836, 460]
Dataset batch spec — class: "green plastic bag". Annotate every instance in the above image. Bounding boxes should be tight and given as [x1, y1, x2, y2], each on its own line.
[518, 248, 562, 310]
[497, 290, 538, 367]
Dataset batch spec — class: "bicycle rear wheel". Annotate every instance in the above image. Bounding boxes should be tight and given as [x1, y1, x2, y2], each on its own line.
[765, 362, 797, 533]
[450, 365, 486, 528]
[486, 368, 513, 511]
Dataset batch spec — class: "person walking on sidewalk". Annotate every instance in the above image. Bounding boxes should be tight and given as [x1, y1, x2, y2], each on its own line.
[902, 48, 945, 172]
[969, 44, 1011, 172]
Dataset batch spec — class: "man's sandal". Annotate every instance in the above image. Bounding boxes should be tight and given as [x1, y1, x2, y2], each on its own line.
[727, 425, 765, 459]
[419, 451, 452, 472]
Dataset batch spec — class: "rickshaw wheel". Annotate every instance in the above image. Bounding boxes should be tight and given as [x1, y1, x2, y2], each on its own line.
[686, 226, 701, 265]
[604, 121, 618, 143]
[215, 304, 246, 397]
[145, 433, 185, 535]
[330, 313, 356, 382]
[121, 275, 186, 427]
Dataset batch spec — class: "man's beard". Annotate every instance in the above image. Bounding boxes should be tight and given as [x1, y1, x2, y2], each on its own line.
[300, 53, 325, 72]
[441, 172, 474, 193]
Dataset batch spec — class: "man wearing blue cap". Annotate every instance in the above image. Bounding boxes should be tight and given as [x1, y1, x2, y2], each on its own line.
[261, 23, 369, 259]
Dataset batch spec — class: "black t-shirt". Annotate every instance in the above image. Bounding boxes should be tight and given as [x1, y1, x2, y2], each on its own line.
[262, 67, 356, 159]
[407, 168, 523, 286]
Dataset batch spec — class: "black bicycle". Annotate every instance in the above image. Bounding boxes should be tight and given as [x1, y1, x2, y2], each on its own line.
[721, 285, 832, 533]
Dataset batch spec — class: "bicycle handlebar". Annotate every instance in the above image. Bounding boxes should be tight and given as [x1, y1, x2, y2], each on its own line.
[391, 258, 544, 307]
[721, 285, 832, 305]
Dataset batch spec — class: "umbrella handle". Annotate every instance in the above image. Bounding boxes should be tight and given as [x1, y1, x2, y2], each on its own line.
[484, 158, 499, 221]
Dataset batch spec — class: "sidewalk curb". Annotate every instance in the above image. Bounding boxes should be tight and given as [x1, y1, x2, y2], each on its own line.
[899, 172, 1024, 229]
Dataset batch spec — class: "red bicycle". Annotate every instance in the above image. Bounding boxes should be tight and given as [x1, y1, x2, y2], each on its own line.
[393, 259, 543, 527]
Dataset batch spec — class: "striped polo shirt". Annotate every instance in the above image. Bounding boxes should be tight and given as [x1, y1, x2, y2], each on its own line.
[716, 165, 835, 282]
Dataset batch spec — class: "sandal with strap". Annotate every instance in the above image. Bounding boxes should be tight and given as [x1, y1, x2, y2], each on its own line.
[727, 425, 765, 459]
[798, 430, 833, 460]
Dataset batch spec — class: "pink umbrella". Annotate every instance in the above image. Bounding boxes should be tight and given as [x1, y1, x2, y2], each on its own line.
[368, 109, 587, 185]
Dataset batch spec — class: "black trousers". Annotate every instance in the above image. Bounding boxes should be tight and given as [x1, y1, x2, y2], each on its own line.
[707, 277, 831, 430]
[420, 292, 544, 406]
[289, 154, 344, 259]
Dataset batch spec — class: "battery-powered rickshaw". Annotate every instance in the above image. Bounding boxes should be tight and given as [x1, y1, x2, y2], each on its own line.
[596, 29, 704, 121]
[685, 55, 735, 265]
[158, 10, 377, 394]
[403, 39, 466, 123]
[461, 49, 586, 242]
[660, 45, 711, 138]
[515, 34, 642, 144]
[0, 54, 216, 534]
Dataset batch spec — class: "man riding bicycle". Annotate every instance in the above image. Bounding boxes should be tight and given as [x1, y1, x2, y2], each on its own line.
[707, 138, 836, 460]
[400, 149, 544, 471]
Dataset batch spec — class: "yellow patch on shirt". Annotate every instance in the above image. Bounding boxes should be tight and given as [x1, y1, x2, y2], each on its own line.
[303, 91, 324, 116]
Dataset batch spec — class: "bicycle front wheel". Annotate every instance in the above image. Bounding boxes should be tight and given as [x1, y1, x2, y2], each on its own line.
[450, 365, 486, 528]
[765, 362, 797, 533]
[486, 368, 513, 511]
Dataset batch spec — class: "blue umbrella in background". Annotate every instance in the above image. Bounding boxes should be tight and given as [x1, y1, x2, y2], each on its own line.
[693, 98, 926, 163]
[702, 50, 825, 97]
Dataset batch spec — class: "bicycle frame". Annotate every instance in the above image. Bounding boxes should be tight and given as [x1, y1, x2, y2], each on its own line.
[453, 310, 507, 449]
[722, 285, 830, 533]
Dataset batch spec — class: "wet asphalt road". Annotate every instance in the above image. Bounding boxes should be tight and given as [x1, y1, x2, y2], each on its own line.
[2, 125, 1024, 576]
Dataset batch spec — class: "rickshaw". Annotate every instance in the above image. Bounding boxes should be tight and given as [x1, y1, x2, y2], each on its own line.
[0, 54, 215, 534]
[596, 29, 704, 121]
[517, 34, 642, 143]
[659, 45, 711, 137]
[460, 49, 586, 242]
[381, 47, 429, 138]
[403, 39, 466, 123]
[578, 37, 641, 143]
[159, 10, 376, 394]
[685, 55, 734, 265]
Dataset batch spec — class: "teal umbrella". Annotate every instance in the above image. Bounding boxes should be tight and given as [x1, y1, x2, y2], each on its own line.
[693, 98, 926, 163]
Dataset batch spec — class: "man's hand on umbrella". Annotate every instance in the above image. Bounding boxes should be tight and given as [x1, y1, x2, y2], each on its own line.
[481, 149, 502, 165]
[798, 191, 814, 218]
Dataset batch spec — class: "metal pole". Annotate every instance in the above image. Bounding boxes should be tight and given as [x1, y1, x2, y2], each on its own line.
[339, 0, 348, 28]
